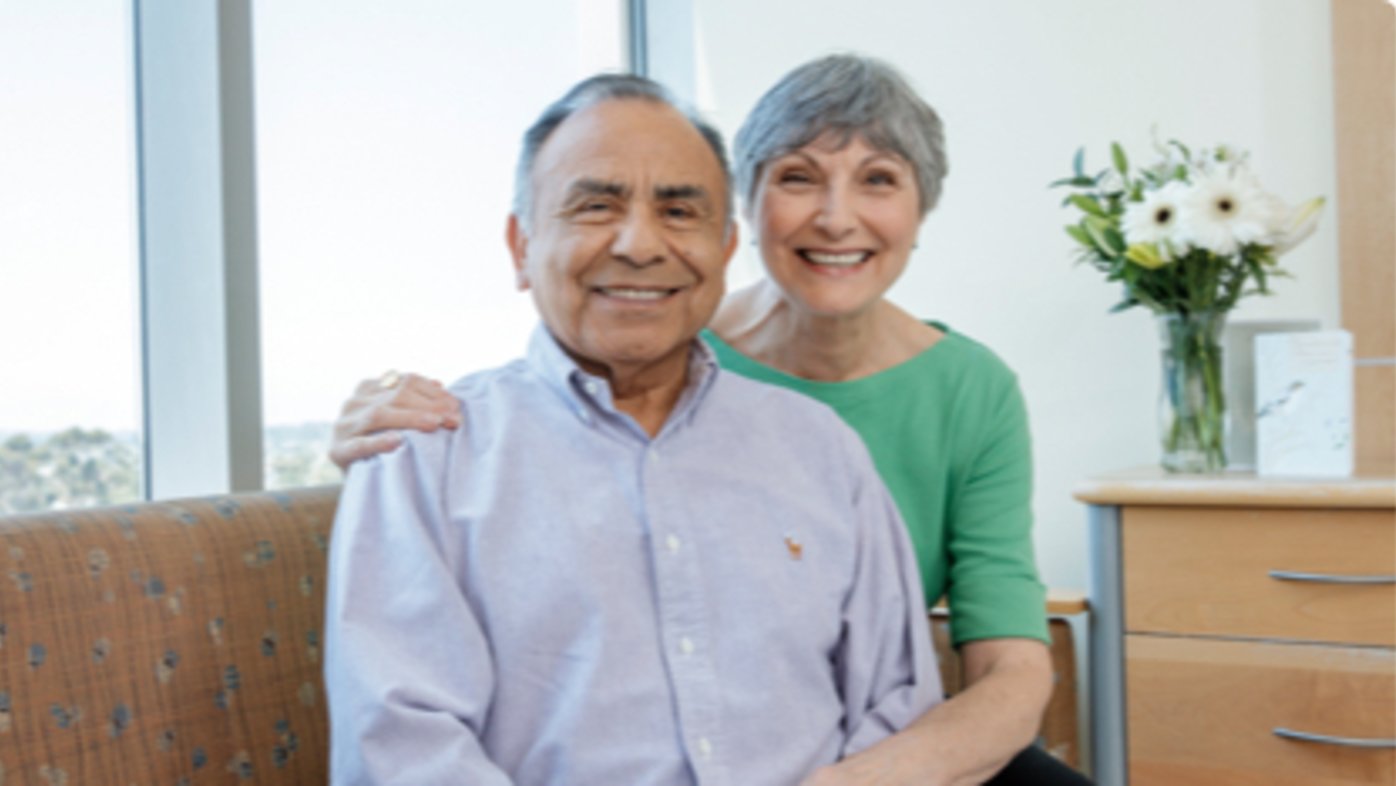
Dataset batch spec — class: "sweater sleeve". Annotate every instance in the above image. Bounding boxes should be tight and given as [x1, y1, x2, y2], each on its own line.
[944, 369, 1049, 646]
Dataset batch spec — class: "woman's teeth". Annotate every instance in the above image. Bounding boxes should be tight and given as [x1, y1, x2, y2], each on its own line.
[801, 251, 868, 267]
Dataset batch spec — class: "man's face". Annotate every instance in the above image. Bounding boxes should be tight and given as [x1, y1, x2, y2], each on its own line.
[508, 99, 736, 382]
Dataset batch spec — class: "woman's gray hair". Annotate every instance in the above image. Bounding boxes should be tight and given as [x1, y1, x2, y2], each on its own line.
[733, 54, 947, 216]
[513, 73, 733, 230]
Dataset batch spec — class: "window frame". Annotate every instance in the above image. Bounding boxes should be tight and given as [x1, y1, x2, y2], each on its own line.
[132, 1, 649, 498]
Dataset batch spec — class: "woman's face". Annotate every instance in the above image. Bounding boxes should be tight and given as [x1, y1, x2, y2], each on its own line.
[750, 133, 923, 319]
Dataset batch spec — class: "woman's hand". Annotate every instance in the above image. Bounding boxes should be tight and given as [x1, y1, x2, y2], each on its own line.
[799, 753, 905, 786]
[328, 372, 462, 470]
[799, 638, 1054, 786]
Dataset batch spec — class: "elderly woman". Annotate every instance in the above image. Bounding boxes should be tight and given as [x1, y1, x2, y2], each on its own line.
[330, 55, 1091, 786]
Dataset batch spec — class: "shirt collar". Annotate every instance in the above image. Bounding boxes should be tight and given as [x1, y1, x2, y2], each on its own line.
[525, 324, 720, 430]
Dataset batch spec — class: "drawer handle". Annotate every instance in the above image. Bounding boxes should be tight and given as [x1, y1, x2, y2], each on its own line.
[1273, 727, 1396, 749]
[1268, 570, 1396, 585]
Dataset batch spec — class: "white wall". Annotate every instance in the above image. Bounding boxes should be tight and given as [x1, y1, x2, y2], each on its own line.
[657, 0, 1339, 591]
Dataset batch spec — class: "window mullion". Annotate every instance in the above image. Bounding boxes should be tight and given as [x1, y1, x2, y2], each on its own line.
[133, 0, 263, 500]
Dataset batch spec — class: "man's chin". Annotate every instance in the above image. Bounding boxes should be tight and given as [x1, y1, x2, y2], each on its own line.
[574, 336, 696, 380]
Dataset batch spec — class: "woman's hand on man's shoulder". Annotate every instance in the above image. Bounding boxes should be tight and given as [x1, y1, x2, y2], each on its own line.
[328, 372, 462, 470]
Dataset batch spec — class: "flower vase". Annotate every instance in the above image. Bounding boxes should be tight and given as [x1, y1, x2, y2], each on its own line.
[1157, 311, 1228, 473]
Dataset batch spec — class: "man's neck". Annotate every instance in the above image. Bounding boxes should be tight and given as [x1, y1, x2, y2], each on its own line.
[577, 350, 694, 438]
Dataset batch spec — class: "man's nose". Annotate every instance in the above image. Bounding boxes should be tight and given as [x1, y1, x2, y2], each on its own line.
[813, 184, 856, 238]
[611, 211, 666, 267]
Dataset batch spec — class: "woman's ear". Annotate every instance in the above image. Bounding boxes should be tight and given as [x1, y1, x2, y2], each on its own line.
[506, 214, 530, 291]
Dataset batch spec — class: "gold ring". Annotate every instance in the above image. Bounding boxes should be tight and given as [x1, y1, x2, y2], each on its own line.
[378, 370, 401, 390]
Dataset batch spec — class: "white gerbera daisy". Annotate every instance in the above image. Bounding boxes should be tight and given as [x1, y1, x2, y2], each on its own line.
[1177, 170, 1280, 256]
[1123, 181, 1189, 248]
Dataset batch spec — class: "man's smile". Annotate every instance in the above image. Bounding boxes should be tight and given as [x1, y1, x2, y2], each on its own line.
[592, 285, 684, 302]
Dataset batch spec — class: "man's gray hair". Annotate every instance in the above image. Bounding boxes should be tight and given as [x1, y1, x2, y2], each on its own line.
[512, 73, 733, 230]
[733, 54, 948, 216]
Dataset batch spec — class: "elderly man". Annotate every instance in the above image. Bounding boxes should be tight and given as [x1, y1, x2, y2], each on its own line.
[324, 74, 940, 785]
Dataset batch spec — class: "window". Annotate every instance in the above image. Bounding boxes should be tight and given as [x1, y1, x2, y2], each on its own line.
[254, 1, 626, 488]
[0, 1, 142, 512]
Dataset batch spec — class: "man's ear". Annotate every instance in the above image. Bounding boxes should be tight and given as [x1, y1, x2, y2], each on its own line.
[506, 213, 530, 291]
[720, 222, 740, 270]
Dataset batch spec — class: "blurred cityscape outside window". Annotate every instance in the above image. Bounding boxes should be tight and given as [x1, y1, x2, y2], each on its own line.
[0, 1, 142, 513]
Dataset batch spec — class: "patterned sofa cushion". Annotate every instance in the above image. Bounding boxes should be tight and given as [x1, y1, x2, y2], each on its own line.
[0, 486, 339, 785]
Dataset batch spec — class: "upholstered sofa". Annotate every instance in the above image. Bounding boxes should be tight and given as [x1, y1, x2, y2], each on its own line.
[1, 487, 337, 784]
[0, 486, 1080, 784]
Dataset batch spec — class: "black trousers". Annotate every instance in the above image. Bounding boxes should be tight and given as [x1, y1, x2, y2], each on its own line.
[984, 745, 1094, 785]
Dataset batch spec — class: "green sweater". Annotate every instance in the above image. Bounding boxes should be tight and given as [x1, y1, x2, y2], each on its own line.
[703, 326, 1048, 645]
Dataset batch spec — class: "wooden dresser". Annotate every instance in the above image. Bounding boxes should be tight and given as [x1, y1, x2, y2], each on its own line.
[1076, 468, 1395, 785]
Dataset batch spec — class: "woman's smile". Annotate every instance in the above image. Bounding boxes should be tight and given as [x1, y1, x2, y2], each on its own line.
[754, 134, 921, 316]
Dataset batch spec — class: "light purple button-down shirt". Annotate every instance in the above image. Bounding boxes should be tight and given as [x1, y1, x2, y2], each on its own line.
[325, 327, 942, 786]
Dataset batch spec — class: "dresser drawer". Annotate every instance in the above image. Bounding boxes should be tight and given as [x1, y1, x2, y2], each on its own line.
[1123, 506, 1396, 645]
[1126, 635, 1395, 786]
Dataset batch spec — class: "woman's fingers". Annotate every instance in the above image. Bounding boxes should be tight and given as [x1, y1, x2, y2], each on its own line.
[329, 431, 405, 472]
[341, 375, 458, 427]
[359, 404, 450, 434]
[330, 372, 462, 469]
[387, 375, 460, 421]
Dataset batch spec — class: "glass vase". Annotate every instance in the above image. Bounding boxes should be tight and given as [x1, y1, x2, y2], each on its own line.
[1157, 310, 1228, 473]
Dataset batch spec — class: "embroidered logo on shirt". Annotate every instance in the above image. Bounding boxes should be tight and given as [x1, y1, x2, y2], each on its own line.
[783, 533, 803, 561]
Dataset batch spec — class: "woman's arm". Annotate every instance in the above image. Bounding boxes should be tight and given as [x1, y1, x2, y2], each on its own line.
[801, 637, 1052, 786]
[328, 372, 461, 469]
[803, 353, 1057, 786]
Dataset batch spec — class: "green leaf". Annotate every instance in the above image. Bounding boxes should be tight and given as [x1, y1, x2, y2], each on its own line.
[1083, 217, 1118, 256]
[1072, 147, 1085, 179]
[1252, 259, 1269, 292]
[1111, 142, 1129, 175]
[1132, 287, 1165, 313]
[1065, 225, 1093, 247]
[1049, 176, 1096, 189]
[1084, 214, 1116, 233]
[1069, 194, 1107, 217]
[1102, 226, 1127, 254]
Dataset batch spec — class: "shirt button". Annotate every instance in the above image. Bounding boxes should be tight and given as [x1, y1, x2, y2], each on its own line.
[648, 449, 660, 464]
[665, 534, 681, 554]
[679, 636, 695, 656]
[697, 737, 713, 759]
[583, 380, 599, 395]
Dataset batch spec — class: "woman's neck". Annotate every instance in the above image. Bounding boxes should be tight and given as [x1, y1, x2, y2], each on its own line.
[713, 282, 939, 382]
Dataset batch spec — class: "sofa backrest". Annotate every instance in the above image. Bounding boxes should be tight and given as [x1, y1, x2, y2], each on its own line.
[0, 486, 339, 785]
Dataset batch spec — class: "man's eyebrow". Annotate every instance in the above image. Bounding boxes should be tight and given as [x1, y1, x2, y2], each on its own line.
[565, 179, 628, 200]
[655, 184, 710, 202]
